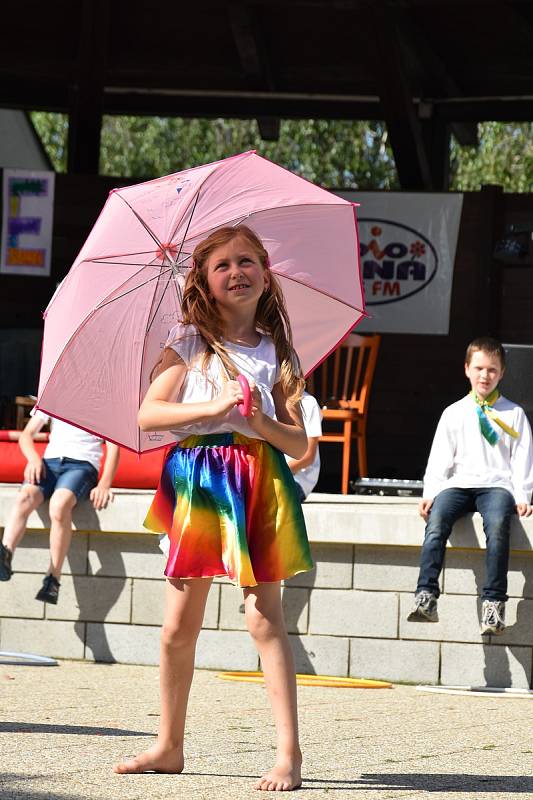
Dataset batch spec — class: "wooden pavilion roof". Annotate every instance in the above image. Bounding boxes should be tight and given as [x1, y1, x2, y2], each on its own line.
[2, 0, 533, 188]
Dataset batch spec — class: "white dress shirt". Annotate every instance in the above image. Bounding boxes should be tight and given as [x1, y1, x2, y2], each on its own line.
[423, 394, 533, 504]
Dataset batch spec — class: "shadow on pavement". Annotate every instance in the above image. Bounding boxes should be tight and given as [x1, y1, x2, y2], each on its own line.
[299, 773, 533, 792]
[184, 772, 533, 793]
[0, 721, 153, 737]
[0, 774, 86, 800]
[355, 773, 533, 793]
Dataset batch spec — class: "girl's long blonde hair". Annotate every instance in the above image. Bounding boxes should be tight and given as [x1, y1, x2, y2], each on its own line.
[178, 225, 304, 404]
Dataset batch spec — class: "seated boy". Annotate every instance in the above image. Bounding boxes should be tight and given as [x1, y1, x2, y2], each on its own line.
[407, 337, 533, 635]
[0, 410, 120, 604]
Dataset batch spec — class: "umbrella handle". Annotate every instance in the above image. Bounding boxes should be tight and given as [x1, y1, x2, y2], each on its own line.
[236, 374, 252, 417]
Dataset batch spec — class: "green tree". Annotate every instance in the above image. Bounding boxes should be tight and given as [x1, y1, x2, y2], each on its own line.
[30, 112, 69, 172]
[450, 122, 533, 192]
[30, 112, 533, 192]
[100, 116, 399, 189]
[31, 112, 398, 189]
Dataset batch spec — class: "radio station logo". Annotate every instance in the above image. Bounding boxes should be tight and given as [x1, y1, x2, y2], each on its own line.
[359, 219, 438, 305]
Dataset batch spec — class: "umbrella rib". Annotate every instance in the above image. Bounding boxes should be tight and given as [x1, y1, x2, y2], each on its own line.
[144, 270, 178, 337]
[85, 249, 171, 262]
[271, 270, 365, 314]
[167, 190, 201, 261]
[164, 155, 255, 247]
[96, 267, 174, 309]
[114, 193, 166, 252]
[145, 190, 200, 335]
[162, 200, 355, 266]
[137, 191, 201, 450]
[89, 254, 192, 268]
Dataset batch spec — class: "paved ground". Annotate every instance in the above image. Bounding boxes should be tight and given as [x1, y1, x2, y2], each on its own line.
[0, 659, 531, 800]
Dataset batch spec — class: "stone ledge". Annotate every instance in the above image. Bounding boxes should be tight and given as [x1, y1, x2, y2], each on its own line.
[1, 484, 532, 552]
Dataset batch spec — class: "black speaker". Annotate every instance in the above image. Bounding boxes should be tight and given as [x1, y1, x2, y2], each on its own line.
[500, 344, 533, 430]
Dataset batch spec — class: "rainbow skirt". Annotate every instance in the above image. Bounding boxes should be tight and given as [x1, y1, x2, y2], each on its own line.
[144, 433, 313, 587]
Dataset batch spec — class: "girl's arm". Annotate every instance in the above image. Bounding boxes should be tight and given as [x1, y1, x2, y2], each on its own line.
[138, 348, 244, 431]
[248, 382, 307, 459]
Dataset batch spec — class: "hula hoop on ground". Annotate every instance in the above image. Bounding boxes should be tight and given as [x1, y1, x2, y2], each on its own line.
[0, 650, 58, 666]
[417, 684, 533, 698]
[218, 671, 392, 688]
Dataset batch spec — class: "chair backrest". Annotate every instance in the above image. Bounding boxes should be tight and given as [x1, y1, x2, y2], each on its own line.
[307, 333, 380, 414]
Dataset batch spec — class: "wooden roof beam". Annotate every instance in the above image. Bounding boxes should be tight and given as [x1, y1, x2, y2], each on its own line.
[396, 13, 478, 148]
[369, 3, 433, 190]
[228, 2, 280, 140]
[67, 0, 109, 174]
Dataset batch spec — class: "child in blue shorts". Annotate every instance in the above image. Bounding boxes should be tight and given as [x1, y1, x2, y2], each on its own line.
[0, 409, 120, 604]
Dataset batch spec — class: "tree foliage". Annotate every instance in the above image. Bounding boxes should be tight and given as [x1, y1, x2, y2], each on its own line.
[450, 122, 533, 192]
[30, 113, 533, 192]
[30, 113, 398, 189]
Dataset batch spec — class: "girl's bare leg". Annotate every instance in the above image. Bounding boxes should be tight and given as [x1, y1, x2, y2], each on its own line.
[244, 581, 302, 791]
[114, 577, 212, 774]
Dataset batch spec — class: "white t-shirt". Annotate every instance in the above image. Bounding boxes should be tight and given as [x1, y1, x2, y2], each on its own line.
[423, 394, 533, 504]
[286, 392, 322, 498]
[166, 324, 279, 440]
[32, 409, 104, 472]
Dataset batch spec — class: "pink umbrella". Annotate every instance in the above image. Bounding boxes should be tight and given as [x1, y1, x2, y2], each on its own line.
[36, 151, 365, 452]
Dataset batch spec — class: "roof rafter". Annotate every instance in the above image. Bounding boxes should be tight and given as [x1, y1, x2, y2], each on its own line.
[396, 12, 478, 147]
[368, 2, 433, 190]
[228, 1, 280, 140]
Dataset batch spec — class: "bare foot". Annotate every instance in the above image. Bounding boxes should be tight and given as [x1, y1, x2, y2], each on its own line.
[113, 744, 184, 775]
[253, 758, 302, 791]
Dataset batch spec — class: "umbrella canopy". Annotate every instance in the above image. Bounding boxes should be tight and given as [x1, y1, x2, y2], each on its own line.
[37, 151, 364, 452]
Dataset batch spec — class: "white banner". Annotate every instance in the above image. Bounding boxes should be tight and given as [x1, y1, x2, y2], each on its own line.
[1, 169, 55, 277]
[338, 191, 463, 334]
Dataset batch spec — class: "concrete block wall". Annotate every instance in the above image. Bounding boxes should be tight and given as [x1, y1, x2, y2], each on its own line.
[0, 489, 532, 688]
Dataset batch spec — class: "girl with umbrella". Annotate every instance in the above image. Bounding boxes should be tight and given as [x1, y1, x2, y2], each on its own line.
[114, 225, 313, 791]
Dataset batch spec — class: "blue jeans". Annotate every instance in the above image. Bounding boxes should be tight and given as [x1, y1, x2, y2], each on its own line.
[416, 487, 516, 601]
[29, 457, 98, 501]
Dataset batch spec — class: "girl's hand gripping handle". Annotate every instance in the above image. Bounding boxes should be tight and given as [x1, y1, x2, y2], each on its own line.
[236, 374, 252, 417]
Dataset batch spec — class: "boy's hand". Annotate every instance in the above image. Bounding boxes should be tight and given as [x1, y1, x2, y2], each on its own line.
[418, 498, 433, 520]
[516, 503, 533, 517]
[24, 455, 45, 485]
[90, 485, 114, 510]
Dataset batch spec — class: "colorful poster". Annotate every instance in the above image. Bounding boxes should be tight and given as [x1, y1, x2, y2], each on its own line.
[337, 191, 463, 334]
[1, 169, 55, 277]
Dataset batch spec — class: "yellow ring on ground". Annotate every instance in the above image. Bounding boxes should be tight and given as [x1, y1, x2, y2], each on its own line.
[217, 671, 392, 689]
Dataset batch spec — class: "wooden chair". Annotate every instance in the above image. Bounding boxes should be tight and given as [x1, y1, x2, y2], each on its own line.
[307, 333, 381, 494]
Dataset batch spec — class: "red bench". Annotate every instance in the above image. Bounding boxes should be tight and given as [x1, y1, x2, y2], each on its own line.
[0, 431, 166, 489]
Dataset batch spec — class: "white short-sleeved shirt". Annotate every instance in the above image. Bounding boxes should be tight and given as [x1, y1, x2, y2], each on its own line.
[32, 409, 104, 472]
[287, 392, 322, 498]
[166, 324, 279, 440]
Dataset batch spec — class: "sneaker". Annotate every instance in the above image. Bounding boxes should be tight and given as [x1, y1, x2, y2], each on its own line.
[480, 599, 505, 635]
[407, 591, 439, 622]
[0, 543, 13, 581]
[35, 574, 60, 605]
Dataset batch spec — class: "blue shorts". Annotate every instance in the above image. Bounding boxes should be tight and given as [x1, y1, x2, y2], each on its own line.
[29, 457, 99, 501]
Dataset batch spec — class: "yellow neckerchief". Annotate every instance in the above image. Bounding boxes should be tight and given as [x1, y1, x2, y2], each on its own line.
[470, 389, 519, 446]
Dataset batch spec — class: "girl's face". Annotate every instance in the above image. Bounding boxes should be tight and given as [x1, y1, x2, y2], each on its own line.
[204, 235, 269, 313]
